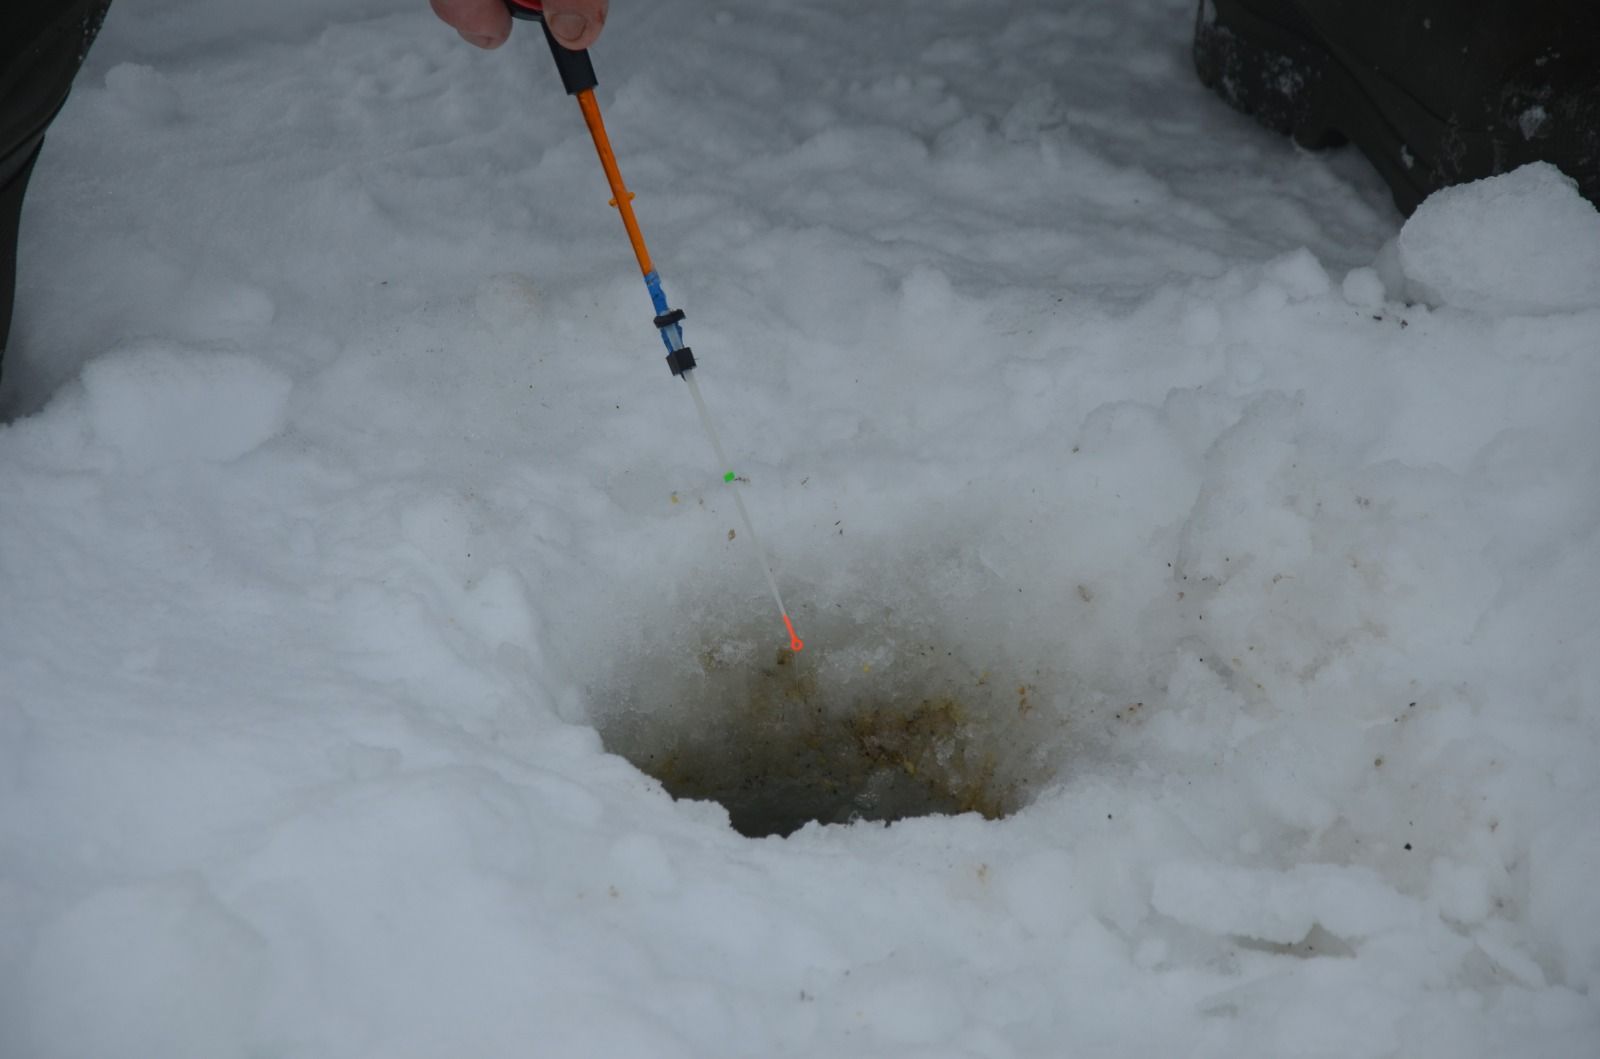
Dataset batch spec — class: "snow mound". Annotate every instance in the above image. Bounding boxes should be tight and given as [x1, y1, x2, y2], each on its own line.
[1397, 163, 1600, 314]
[80, 344, 292, 468]
[20, 877, 263, 1059]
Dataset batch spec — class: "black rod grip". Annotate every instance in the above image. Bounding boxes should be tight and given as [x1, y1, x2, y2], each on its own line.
[505, 0, 598, 95]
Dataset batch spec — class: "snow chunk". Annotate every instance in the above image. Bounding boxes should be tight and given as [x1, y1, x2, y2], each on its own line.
[1397, 163, 1600, 314]
[1263, 247, 1331, 302]
[1518, 105, 1547, 140]
[1340, 266, 1386, 310]
[1151, 861, 1423, 944]
[18, 876, 263, 1059]
[80, 343, 292, 468]
[996, 848, 1087, 936]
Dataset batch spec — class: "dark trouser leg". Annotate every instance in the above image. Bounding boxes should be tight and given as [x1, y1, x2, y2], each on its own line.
[0, 0, 114, 375]
[0, 139, 45, 373]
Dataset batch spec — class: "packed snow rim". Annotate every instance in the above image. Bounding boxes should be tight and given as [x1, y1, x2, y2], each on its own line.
[590, 604, 1080, 838]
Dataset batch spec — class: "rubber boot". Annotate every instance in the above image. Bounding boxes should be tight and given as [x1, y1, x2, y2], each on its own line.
[0, 139, 45, 379]
[0, 0, 113, 376]
[1193, 0, 1600, 215]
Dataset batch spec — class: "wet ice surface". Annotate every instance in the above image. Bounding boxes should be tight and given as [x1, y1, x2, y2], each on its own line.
[3, 1, 1598, 1056]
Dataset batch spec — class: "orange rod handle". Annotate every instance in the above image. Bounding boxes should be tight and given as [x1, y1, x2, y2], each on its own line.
[576, 88, 655, 278]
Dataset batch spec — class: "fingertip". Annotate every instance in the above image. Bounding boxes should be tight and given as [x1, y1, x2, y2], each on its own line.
[543, 0, 606, 48]
[546, 11, 591, 48]
[459, 28, 507, 49]
[433, 0, 512, 48]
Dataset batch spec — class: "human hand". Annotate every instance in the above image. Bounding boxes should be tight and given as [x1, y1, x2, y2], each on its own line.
[430, 0, 608, 51]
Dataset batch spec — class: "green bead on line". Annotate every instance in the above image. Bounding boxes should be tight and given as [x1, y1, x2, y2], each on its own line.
[724, 471, 736, 483]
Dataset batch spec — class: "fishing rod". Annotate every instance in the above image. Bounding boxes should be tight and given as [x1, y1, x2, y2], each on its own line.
[504, 0, 804, 652]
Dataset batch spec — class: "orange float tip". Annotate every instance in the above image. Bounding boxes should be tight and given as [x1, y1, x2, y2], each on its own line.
[783, 613, 805, 653]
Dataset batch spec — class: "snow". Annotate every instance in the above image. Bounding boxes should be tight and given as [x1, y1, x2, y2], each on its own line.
[81, 343, 292, 468]
[2, 0, 1598, 1055]
[1396, 162, 1600, 315]
[1150, 861, 1424, 944]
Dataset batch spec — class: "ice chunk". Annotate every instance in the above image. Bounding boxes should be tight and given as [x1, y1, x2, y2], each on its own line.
[1397, 163, 1600, 314]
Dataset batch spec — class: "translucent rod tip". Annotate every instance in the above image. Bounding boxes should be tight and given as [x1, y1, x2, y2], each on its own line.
[782, 613, 805, 653]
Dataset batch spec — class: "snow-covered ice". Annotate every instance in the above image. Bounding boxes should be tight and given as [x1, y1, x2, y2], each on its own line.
[2, 0, 1598, 1055]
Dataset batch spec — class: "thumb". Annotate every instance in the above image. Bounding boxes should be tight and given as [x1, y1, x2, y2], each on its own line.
[541, 0, 608, 49]
[430, 0, 513, 49]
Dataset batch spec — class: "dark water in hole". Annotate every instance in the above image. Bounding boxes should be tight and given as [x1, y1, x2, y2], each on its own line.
[597, 639, 1067, 838]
